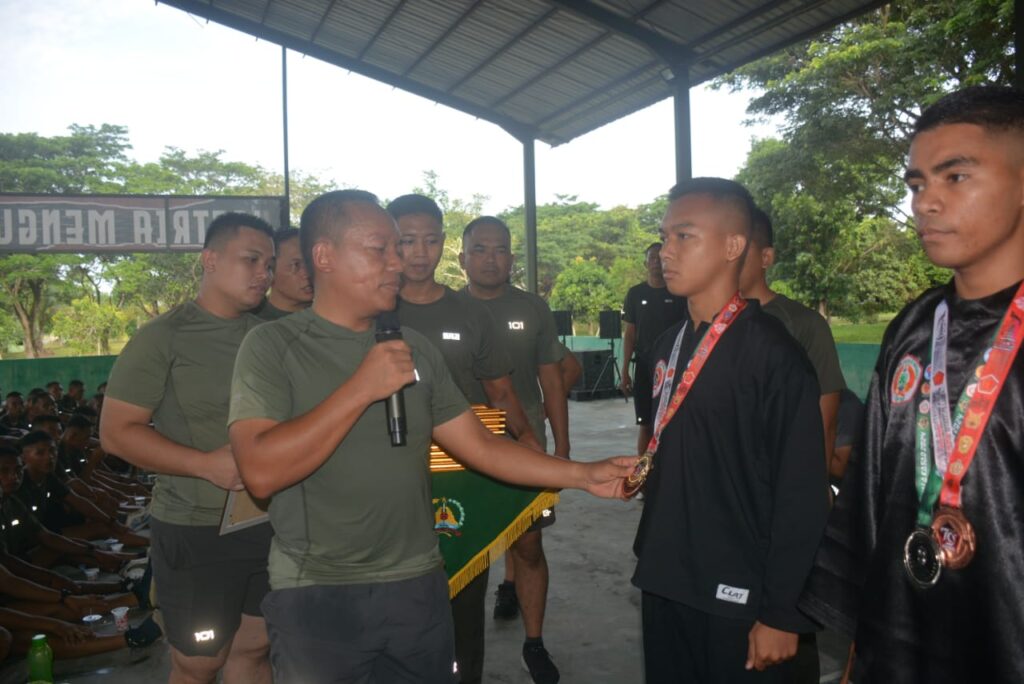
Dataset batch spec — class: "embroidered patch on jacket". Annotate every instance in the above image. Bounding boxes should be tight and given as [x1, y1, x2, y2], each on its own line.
[891, 354, 922, 404]
[652, 360, 667, 398]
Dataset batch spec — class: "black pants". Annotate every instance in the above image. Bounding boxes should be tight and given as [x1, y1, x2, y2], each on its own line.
[642, 592, 795, 684]
[262, 569, 456, 684]
[451, 568, 488, 684]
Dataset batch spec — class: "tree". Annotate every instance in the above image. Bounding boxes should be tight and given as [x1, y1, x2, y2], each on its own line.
[502, 197, 657, 298]
[0, 124, 133, 194]
[720, 1, 1010, 317]
[51, 296, 127, 355]
[0, 255, 80, 357]
[0, 309, 22, 359]
[549, 257, 621, 331]
[105, 253, 200, 320]
[0, 124, 136, 354]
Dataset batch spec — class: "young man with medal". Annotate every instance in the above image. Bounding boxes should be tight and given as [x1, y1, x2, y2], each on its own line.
[227, 190, 635, 684]
[628, 177, 828, 683]
[799, 85, 1024, 683]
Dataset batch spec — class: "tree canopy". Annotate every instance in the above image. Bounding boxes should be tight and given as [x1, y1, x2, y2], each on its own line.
[720, 0, 1012, 318]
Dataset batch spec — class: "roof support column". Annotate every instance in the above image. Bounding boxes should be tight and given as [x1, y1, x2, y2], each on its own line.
[281, 46, 291, 224]
[523, 138, 539, 294]
[1016, 0, 1024, 89]
[673, 67, 692, 183]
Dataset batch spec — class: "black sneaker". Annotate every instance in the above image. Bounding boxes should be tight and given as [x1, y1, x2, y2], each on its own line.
[125, 614, 163, 648]
[492, 580, 519, 620]
[522, 642, 559, 684]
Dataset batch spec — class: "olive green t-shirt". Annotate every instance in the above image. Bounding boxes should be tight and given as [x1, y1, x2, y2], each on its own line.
[253, 300, 292, 322]
[762, 294, 846, 395]
[397, 288, 512, 405]
[460, 287, 564, 442]
[228, 308, 469, 589]
[105, 301, 263, 526]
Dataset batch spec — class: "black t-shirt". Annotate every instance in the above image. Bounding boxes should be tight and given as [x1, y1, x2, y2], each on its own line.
[622, 282, 687, 365]
[631, 301, 827, 632]
[15, 473, 71, 531]
[57, 443, 87, 479]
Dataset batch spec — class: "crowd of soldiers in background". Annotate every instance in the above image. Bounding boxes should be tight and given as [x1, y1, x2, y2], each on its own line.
[0, 379, 162, 660]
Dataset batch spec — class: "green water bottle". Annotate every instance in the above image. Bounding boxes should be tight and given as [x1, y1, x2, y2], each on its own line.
[27, 633, 53, 683]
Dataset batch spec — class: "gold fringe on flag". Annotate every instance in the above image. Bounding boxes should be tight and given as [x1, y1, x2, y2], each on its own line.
[428, 404, 559, 598]
[446, 490, 560, 599]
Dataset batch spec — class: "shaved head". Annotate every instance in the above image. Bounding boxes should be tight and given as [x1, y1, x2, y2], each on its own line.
[300, 189, 383, 280]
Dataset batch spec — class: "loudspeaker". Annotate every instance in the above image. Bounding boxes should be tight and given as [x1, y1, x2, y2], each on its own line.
[598, 310, 621, 340]
[571, 350, 616, 391]
[552, 310, 573, 337]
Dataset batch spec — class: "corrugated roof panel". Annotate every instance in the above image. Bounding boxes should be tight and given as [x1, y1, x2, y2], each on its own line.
[158, 0, 885, 145]
[263, 0, 326, 39]
[308, 2, 388, 57]
[207, 0, 265, 24]
[546, 75, 668, 143]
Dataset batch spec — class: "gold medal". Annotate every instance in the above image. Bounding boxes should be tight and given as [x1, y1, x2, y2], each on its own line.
[931, 506, 976, 570]
[623, 452, 652, 499]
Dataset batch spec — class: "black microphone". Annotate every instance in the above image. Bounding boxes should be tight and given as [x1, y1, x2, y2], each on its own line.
[375, 310, 407, 447]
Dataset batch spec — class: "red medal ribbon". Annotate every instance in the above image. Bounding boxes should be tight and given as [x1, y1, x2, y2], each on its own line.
[938, 281, 1024, 508]
[646, 292, 747, 455]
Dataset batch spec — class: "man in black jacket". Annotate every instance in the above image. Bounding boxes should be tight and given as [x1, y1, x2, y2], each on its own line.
[631, 178, 828, 683]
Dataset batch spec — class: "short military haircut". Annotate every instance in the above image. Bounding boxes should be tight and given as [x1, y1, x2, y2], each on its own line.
[644, 242, 662, 256]
[27, 388, 46, 399]
[750, 207, 774, 248]
[19, 430, 54, 451]
[69, 380, 84, 390]
[46, 381, 60, 390]
[66, 415, 93, 432]
[462, 216, 511, 245]
[5, 391, 22, 400]
[914, 85, 1024, 138]
[203, 212, 275, 250]
[299, 189, 382, 276]
[386, 194, 444, 225]
[667, 178, 756, 235]
[273, 227, 300, 250]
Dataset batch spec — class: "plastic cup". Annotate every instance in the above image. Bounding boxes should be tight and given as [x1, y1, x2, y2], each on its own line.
[83, 567, 99, 580]
[111, 606, 129, 633]
[82, 614, 103, 633]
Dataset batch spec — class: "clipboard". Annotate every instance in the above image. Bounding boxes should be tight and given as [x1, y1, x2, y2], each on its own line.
[219, 489, 271, 535]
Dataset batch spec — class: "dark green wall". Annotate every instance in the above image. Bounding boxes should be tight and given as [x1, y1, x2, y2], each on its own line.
[0, 341, 880, 400]
[0, 356, 116, 397]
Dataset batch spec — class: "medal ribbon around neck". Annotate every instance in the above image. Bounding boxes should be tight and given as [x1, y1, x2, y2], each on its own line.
[623, 292, 747, 496]
[914, 281, 1024, 526]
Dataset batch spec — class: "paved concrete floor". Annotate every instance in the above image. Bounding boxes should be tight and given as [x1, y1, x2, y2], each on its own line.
[0, 397, 848, 682]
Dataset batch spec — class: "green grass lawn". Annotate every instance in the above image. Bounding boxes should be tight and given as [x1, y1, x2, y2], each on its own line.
[830, 315, 893, 345]
[1, 339, 129, 360]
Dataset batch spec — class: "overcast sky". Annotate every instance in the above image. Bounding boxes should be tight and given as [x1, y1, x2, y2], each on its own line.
[0, 0, 783, 213]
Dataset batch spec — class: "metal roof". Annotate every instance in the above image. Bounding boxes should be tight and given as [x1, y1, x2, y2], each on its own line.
[157, 0, 886, 146]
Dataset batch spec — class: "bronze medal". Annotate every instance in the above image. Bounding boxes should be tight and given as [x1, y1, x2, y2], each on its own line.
[931, 506, 976, 570]
[904, 528, 942, 589]
[623, 452, 652, 499]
